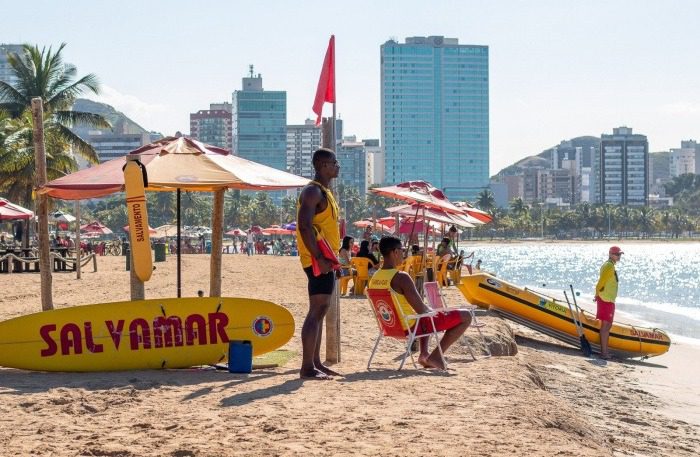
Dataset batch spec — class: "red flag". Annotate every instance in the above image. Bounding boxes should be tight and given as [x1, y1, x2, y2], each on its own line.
[312, 35, 335, 126]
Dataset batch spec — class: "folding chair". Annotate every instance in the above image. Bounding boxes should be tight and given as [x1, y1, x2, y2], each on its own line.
[366, 287, 447, 370]
[423, 281, 491, 360]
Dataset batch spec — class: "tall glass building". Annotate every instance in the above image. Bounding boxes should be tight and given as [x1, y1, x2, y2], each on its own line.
[600, 127, 648, 206]
[232, 71, 286, 171]
[380, 36, 489, 201]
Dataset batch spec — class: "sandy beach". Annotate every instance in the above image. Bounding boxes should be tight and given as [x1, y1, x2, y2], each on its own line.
[0, 254, 698, 456]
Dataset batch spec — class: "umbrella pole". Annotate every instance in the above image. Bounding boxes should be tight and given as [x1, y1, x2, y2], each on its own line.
[75, 201, 81, 280]
[177, 188, 181, 298]
[209, 189, 224, 297]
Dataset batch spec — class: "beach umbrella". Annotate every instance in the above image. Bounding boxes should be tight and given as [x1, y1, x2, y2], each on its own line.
[40, 136, 308, 298]
[385, 204, 477, 228]
[225, 228, 247, 237]
[81, 221, 113, 236]
[281, 222, 296, 231]
[262, 225, 295, 236]
[123, 224, 156, 235]
[154, 224, 178, 238]
[352, 219, 393, 232]
[49, 210, 76, 223]
[396, 219, 439, 235]
[0, 198, 33, 221]
[453, 201, 493, 224]
[370, 181, 464, 214]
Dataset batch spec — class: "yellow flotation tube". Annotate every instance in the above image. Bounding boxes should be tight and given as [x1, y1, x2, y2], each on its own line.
[457, 273, 670, 359]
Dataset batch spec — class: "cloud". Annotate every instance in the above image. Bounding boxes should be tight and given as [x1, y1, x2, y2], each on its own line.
[660, 101, 700, 116]
[85, 85, 169, 131]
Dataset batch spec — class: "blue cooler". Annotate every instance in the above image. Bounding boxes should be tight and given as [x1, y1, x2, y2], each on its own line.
[228, 340, 252, 373]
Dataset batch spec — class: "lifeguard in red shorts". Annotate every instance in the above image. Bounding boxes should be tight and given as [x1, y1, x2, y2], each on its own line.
[595, 246, 623, 360]
[369, 236, 471, 369]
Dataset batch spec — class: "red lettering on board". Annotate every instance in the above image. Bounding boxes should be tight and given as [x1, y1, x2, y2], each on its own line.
[185, 314, 207, 346]
[84, 321, 104, 353]
[40, 324, 58, 357]
[60, 323, 83, 355]
[129, 318, 151, 350]
[153, 316, 184, 348]
[106, 320, 125, 349]
[208, 312, 229, 344]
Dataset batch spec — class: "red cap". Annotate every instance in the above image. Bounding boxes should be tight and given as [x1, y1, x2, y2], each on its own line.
[609, 246, 624, 255]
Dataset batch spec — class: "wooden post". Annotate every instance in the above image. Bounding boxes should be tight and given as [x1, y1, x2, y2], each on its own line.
[31, 98, 53, 311]
[129, 249, 145, 300]
[321, 117, 340, 364]
[209, 188, 224, 297]
[75, 200, 81, 279]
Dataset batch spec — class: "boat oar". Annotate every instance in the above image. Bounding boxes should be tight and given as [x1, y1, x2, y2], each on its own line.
[569, 285, 593, 357]
[564, 290, 593, 357]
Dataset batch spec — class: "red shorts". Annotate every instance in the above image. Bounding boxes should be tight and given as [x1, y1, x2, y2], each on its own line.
[595, 296, 615, 322]
[412, 310, 463, 336]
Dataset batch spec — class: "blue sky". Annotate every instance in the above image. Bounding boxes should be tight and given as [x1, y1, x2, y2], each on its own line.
[3, 0, 699, 173]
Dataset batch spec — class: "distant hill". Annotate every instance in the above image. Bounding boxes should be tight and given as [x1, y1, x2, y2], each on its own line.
[71, 98, 150, 137]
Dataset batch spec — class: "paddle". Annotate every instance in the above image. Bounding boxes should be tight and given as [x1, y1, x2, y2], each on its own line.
[564, 290, 593, 357]
[569, 285, 593, 357]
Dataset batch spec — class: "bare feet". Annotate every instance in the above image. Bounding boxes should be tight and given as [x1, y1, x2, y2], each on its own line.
[418, 355, 445, 370]
[317, 364, 342, 377]
[300, 368, 333, 380]
[599, 353, 611, 360]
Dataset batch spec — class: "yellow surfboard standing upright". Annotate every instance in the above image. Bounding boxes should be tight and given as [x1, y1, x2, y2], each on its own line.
[124, 156, 153, 282]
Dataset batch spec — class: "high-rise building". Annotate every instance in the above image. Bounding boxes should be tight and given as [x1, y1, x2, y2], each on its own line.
[363, 139, 384, 188]
[380, 36, 489, 201]
[0, 44, 23, 88]
[337, 136, 367, 195]
[189, 102, 232, 151]
[599, 127, 648, 206]
[286, 119, 322, 178]
[87, 132, 153, 163]
[679, 140, 700, 175]
[232, 67, 286, 171]
[670, 145, 696, 177]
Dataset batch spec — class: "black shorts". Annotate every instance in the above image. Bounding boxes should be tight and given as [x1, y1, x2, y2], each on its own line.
[303, 266, 336, 296]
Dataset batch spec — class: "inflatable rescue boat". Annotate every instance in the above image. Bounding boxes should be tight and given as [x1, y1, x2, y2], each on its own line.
[457, 273, 670, 359]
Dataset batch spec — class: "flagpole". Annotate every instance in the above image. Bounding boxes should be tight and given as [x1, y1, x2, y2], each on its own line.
[326, 35, 340, 365]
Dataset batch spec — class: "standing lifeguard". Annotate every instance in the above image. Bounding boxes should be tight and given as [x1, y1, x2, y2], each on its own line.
[296, 148, 341, 379]
[595, 246, 623, 360]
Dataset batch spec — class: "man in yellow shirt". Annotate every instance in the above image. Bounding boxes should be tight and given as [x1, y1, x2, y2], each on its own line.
[296, 148, 341, 380]
[595, 246, 623, 360]
[369, 236, 471, 369]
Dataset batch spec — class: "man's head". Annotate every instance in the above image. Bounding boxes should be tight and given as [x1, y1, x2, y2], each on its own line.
[441, 237, 450, 245]
[609, 246, 623, 262]
[379, 236, 403, 267]
[312, 148, 339, 178]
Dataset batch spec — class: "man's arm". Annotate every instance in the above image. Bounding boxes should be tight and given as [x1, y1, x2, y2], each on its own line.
[595, 262, 614, 296]
[392, 272, 431, 314]
[297, 185, 332, 273]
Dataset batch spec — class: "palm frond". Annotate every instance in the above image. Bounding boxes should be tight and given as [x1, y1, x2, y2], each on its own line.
[52, 110, 111, 130]
[49, 123, 99, 164]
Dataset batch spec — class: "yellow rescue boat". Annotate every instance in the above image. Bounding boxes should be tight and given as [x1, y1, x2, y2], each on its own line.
[457, 273, 670, 359]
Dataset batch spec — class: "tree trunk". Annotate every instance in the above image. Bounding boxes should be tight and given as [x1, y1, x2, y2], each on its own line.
[209, 189, 224, 297]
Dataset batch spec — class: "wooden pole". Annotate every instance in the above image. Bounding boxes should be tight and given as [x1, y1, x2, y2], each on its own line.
[129, 249, 144, 300]
[31, 98, 53, 311]
[209, 189, 224, 297]
[75, 200, 81, 279]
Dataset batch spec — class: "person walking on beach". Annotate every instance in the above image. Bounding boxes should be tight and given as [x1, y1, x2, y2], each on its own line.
[595, 246, 623, 360]
[246, 230, 255, 256]
[296, 148, 341, 380]
[369, 236, 471, 370]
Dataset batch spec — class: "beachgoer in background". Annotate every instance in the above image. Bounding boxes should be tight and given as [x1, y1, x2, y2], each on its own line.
[296, 148, 341, 380]
[369, 236, 471, 369]
[362, 226, 372, 242]
[246, 230, 255, 256]
[475, 259, 482, 271]
[370, 240, 381, 264]
[447, 225, 459, 255]
[357, 240, 378, 275]
[436, 238, 453, 258]
[411, 244, 421, 256]
[339, 236, 356, 294]
[595, 246, 623, 360]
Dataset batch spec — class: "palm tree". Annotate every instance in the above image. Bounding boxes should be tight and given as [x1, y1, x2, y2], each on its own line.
[509, 197, 529, 217]
[476, 189, 496, 212]
[0, 43, 109, 164]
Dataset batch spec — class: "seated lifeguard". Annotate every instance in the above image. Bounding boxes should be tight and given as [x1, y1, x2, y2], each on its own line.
[368, 236, 471, 369]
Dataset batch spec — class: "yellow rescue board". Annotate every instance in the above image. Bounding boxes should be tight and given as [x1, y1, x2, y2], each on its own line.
[0, 297, 294, 372]
[124, 158, 152, 282]
[458, 273, 671, 358]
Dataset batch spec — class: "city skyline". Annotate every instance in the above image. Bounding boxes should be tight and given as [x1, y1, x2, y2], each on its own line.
[2, 1, 700, 174]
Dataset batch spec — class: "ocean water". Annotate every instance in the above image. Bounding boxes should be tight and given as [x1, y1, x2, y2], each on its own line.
[467, 242, 700, 342]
